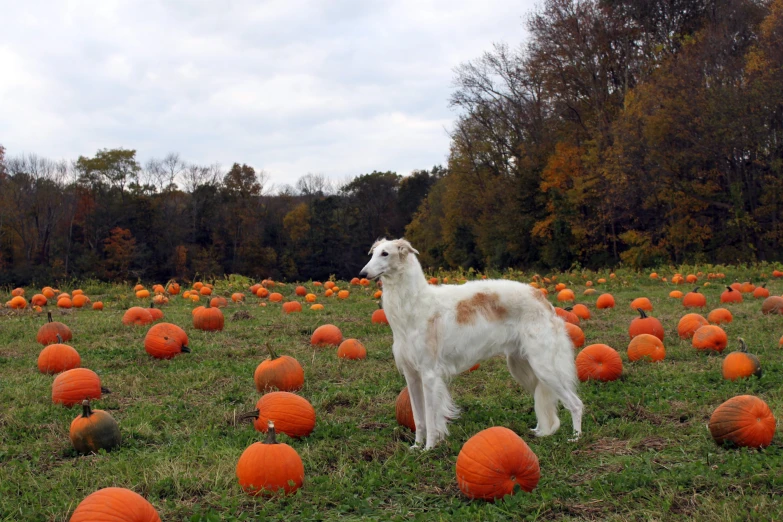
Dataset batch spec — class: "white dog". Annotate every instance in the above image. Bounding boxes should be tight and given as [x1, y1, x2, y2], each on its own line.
[360, 238, 583, 449]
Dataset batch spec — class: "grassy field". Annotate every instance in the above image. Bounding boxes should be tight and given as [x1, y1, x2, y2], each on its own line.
[1, 268, 783, 521]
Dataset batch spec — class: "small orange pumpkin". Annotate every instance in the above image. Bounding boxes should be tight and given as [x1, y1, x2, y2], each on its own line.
[565, 322, 585, 348]
[122, 306, 154, 326]
[630, 297, 653, 311]
[244, 391, 316, 438]
[144, 323, 190, 359]
[282, 301, 303, 314]
[269, 292, 283, 302]
[596, 293, 615, 309]
[396, 387, 415, 431]
[37, 335, 81, 374]
[571, 304, 590, 320]
[677, 313, 708, 339]
[52, 368, 108, 407]
[576, 344, 622, 382]
[193, 300, 224, 331]
[627, 334, 665, 362]
[722, 338, 761, 380]
[371, 309, 388, 324]
[682, 288, 706, 308]
[337, 339, 367, 359]
[629, 309, 664, 341]
[70, 487, 160, 522]
[254, 345, 304, 392]
[37, 312, 73, 345]
[236, 420, 304, 496]
[707, 308, 733, 324]
[752, 284, 769, 299]
[69, 399, 121, 454]
[311, 324, 343, 346]
[720, 286, 743, 303]
[691, 325, 728, 353]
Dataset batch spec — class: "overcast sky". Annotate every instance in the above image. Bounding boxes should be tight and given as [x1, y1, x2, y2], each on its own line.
[0, 0, 535, 189]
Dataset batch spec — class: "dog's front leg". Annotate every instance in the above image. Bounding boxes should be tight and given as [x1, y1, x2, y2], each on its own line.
[421, 371, 448, 450]
[403, 368, 426, 449]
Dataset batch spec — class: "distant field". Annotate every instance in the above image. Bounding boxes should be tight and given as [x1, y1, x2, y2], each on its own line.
[1, 268, 782, 521]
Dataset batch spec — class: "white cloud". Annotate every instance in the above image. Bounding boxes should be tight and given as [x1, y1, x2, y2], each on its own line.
[0, 0, 536, 185]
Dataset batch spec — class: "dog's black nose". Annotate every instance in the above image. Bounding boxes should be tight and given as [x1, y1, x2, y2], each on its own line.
[359, 271, 368, 279]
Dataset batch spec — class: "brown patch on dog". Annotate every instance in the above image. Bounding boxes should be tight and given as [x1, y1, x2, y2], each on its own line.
[456, 293, 507, 325]
[427, 313, 441, 358]
[533, 288, 551, 307]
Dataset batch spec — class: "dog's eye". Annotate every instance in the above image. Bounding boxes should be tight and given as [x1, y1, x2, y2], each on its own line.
[381, 251, 388, 257]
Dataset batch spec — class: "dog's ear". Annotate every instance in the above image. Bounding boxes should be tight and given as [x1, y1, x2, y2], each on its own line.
[368, 238, 386, 255]
[396, 238, 419, 257]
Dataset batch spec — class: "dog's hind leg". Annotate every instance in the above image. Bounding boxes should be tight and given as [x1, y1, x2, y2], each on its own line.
[525, 348, 584, 440]
[403, 368, 427, 449]
[507, 355, 547, 434]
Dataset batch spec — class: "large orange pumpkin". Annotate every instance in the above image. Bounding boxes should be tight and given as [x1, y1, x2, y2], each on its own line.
[37, 312, 73, 346]
[576, 344, 622, 382]
[677, 313, 708, 339]
[709, 395, 776, 448]
[456, 427, 540, 500]
[37, 338, 81, 374]
[245, 391, 316, 438]
[722, 339, 761, 381]
[627, 334, 665, 362]
[236, 420, 305, 496]
[144, 323, 190, 359]
[69, 399, 122, 454]
[52, 368, 108, 407]
[691, 325, 728, 353]
[70, 487, 161, 522]
[628, 309, 664, 341]
[396, 387, 415, 431]
[254, 345, 305, 392]
[311, 324, 343, 346]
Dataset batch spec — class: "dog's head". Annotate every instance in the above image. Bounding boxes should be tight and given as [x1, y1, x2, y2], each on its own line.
[359, 238, 419, 280]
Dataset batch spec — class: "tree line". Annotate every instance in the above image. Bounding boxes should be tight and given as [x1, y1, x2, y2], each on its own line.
[2, 0, 782, 284]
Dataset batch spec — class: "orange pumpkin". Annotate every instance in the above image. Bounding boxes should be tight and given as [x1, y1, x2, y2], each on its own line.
[324, 281, 336, 290]
[650, 272, 658, 279]
[256, 287, 270, 298]
[669, 290, 683, 299]
[556, 289, 575, 302]
[371, 309, 388, 324]
[720, 286, 742, 303]
[565, 322, 585, 348]
[571, 304, 590, 320]
[682, 288, 706, 308]
[554, 307, 580, 325]
[11, 287, 24, 297]
[707, 308, 733, 324]
[135, 289, 150, 299]
[69, 399, 121, 454]
[677, 313, 708, 339]
[310, 304, 324, 311]
[42, 287, 56, 299]
[337, 290, 350, 299]
[630, 297, 653, 311]
[337, 339, 367, 359]
[627, 334, 665, 362]
[282, 301, 303, 314]
[236, 420, 304, 496]
[147, 303, 164, 320]
[245, 391, 316, 438]
[396, 387, 416, 431]
[123, 306, 154, 326]
[456, 427, 540, 500]
[38, 337, 80, 374]
[576, 344, 622, 382]
[685, 274, 698, 283]
[629, 309, 664, 341]
[254, 345, 304, 392]
[555, 283, 566, 291]
[193, 300, 224, 331]
[752, 284, 770, 299]
[37, 312, 73, 345]
[57, 297, 73, 309]
[709, 395, 776, 448]
[311, 324, 343, 346]
[31, 294, 47, 306]
[596, 293, 615, 309]
[92, 301, 104, 311]
[691, 325, 728, 353]
[167, 282, 181, 295]
[70, 487, 161, 522]
[52, 368, 108, 407]
[305, 293, 316, 303]
[722, 338, 761, 381]
[583, 288, 596, 296]
[230, 292, 244, 303]
[739, 281, 755, 293]
[144, 323, 190, 359]
[199, 286, 213, 296]
[152, 284, 165, 294]
[269, 292, 283, 302]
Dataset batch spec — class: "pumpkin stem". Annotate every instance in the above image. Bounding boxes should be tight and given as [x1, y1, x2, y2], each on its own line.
[150, 301, 155, 309]
[81, 399, 93, 418]
[47, 311, 53, 323]
[56, 333, 63, 344]
[564, 307, 573, 311]
[181, 345, 191, 353]
[726, 286, 733, 292]
[738, 337, 748, 353]
[266, 343, 279, 360]
[238, 409, 260, 423]
[101, 386, 111, 394]
[264, 420, 278, 444]
[692, 288, 699, 293]
[761, 283, 767, 289]
[637, 308, 647, 319]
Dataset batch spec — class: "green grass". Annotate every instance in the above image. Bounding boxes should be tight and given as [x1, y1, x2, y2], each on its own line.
[1, 270, 783, 521]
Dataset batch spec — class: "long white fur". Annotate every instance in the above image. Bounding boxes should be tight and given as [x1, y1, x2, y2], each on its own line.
[360, 238, 584, 449]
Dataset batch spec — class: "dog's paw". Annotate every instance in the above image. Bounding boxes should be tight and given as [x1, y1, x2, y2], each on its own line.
[568, 431, 582, 443]
[530, 428, 541, 437]
[409, 443, 420, 451]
